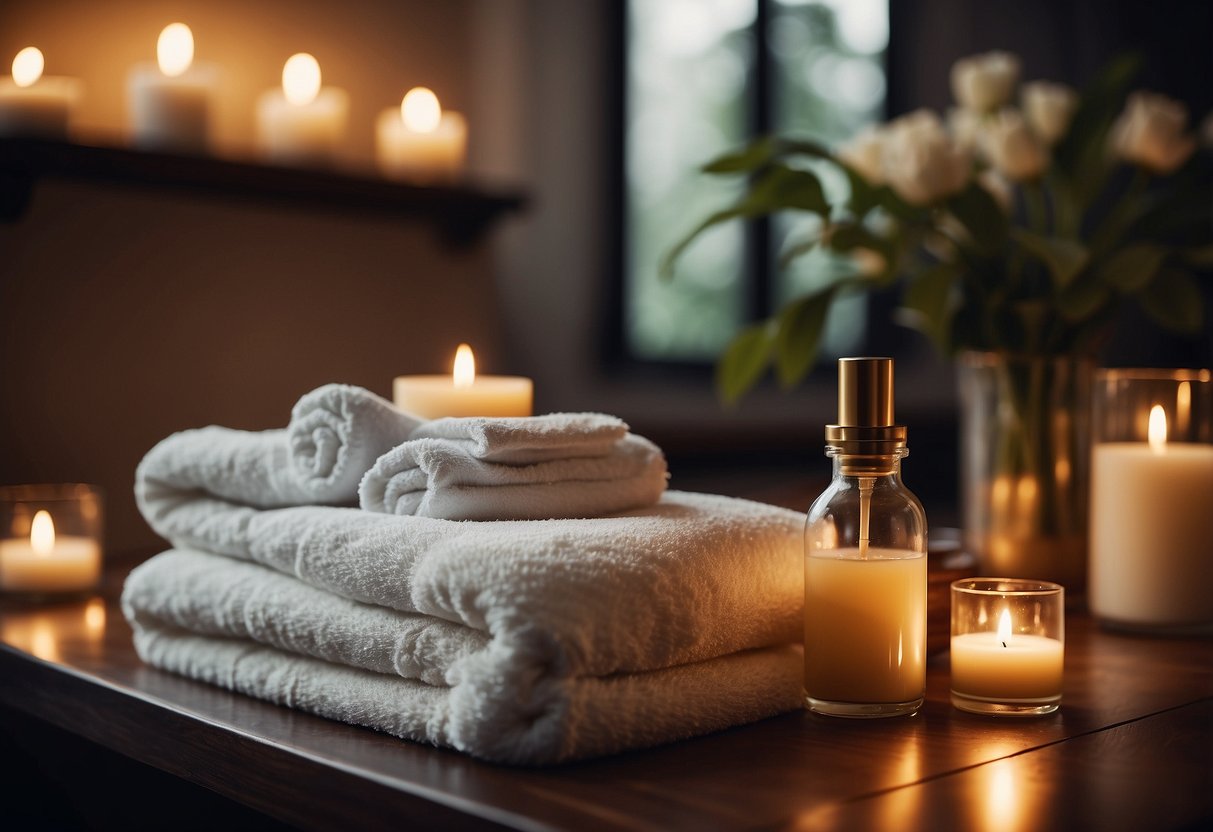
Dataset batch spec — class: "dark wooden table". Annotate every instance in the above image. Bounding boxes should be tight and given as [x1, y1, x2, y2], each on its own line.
[1, 557, 1211, 831]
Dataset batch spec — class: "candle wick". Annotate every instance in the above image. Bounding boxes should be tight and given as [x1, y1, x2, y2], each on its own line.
[1001, 641, 1007, 648]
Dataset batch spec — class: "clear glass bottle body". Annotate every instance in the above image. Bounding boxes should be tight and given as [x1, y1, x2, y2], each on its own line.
[804, 450, 927, 717]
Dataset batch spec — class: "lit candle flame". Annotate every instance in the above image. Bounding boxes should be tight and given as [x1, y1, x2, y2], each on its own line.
[282, 52, 321, 106]
[12, 46, 44, 88]
[30, 510, 55, 556]
[401, 87, 441, 134]
[997, 608, 1012, 646]
[1148, 404, 1167, 454]
[453, 343, 475, 389]
[157, 22, 194, 77]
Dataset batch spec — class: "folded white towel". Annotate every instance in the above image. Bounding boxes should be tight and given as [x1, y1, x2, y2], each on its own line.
[358, 433, 668, 520]
[136, 384, 419, 518]
[124, 546, 803, 763]
[134, 491, 804, 677]
[408, 412, 630, 463]
[132, 624, 802, 765]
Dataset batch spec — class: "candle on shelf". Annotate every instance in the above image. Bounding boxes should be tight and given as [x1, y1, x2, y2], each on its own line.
[1090, 369, 1213, 632]
[1, 485, 104, 595]
[376, 87, 467, 183]
[0, 47, 81, 139]
[394, 343, 532, 418]
[256, 52, 348, 166]
[950, 579, 1064, 716]
[127, 23, 216, 153]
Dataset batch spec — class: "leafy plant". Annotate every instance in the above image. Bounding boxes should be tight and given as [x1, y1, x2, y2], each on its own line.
[663, 52, 1212, 404]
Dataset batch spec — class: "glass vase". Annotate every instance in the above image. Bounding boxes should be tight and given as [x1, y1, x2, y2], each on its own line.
[958, 352, 1093, 591]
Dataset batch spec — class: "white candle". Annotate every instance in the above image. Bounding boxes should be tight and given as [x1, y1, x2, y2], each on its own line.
[951, 610, 1064, 701]
[256, 52, 348, 166]
[0, 47, 81, 139]
[394, 343, 532, 419]
[1090, 405, 1213, 628]
[804, 548, 926, 705]
[0, 510, 100, 593]
[127, 23, 216, 153]
[376, 87, 467, 183]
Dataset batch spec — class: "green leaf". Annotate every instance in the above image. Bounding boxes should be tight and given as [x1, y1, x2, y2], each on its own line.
[701, 136, 777, 174]
[746, 165, 829, 216]
[947, 184, 1008, 253]
[778, 236, 821, 269]
[1099, 244, 1168, 293]
[774, 290, 835, 388]
[659, 207, 746, 279]
[1057, 272, 1111, 322]
[1139, 267, 1205, 334]
[1011, 229, 1090, 289]
[1054, 52, 1143, 193]
[715, 322, 776, 405]
[898, 263, 958, 350]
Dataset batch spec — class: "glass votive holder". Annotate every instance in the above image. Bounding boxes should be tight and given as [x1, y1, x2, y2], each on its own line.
[0, 484, 104, 597]
[1090, 369, 1213, 633]
[951, 578, 1064, 716]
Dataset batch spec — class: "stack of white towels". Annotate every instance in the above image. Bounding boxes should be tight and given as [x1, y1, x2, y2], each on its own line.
[122, 384, 806, 764]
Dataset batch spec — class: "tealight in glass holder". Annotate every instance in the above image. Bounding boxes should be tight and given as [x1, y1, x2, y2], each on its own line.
[951, 579, 1064, 716]
[0, 484, 104, 597]
[1089, 369, 1213, 633]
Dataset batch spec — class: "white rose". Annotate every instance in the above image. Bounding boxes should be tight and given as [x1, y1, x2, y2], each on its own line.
[1110, 92, 1196, 174]
[836, 126, 886, 185]
[951, 51, 1020, 113]
[981, 109, 1048, 181]
[947, 107, 984, 152]
[1022, 81, 1078, 144]
[881, 109, 972, 206]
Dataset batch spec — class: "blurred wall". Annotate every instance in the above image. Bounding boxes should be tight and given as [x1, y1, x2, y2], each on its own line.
[0, 1, 514, 553]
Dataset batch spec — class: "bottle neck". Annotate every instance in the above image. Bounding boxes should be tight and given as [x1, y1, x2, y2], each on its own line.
[826, 447, 907, 478]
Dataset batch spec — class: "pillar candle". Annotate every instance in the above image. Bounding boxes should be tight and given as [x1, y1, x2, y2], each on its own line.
[0, 47, 81, 139]
[128, 23, 216, 153]
[394, 344, 532, 419]
[256, 53, 348, 166]
[376, 87, 467, 184]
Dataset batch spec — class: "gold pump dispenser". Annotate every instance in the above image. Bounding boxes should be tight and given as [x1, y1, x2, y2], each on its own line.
[825, 357, 907, 474]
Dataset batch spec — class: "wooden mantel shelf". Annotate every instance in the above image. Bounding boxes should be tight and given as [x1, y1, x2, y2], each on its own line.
[0, 138, 528, 245]
[1, 558, 1211, 831]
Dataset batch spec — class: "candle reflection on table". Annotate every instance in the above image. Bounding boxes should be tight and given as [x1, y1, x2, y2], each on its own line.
[0, 596, 108, 662]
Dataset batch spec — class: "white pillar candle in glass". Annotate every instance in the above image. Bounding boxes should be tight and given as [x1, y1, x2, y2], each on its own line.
[256, 53, 348, 166]
[394, 343, 532, 418]
[376, 87, 467, 184]
[1090, 369, 1213, 632]
[127, 23, 217, 153]
[0, 47, 81, 139]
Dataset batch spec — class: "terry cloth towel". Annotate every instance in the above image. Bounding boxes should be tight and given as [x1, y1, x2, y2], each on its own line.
[123, 490, 805, 762]
[124, 549, 803, 764]
[136, 384, 419, 519]
[358, 432, 668, 520]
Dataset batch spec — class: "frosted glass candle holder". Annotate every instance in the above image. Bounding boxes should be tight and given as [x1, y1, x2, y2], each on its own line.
[1089, 369, 1213, 633]
[0, 484, 103, 597]
[951, 579, 1064, 716]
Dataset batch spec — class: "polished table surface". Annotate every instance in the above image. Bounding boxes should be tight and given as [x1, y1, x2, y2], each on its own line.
[1, 558, 1211, 832]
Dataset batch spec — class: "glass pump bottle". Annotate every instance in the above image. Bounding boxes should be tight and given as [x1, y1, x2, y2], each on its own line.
[804, 357, 927, 718]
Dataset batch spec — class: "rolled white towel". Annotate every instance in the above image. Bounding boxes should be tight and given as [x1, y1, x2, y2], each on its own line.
[358, 432, 668, 520]
[136, 384, 420, 533]
[408, 412, 630, 462]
